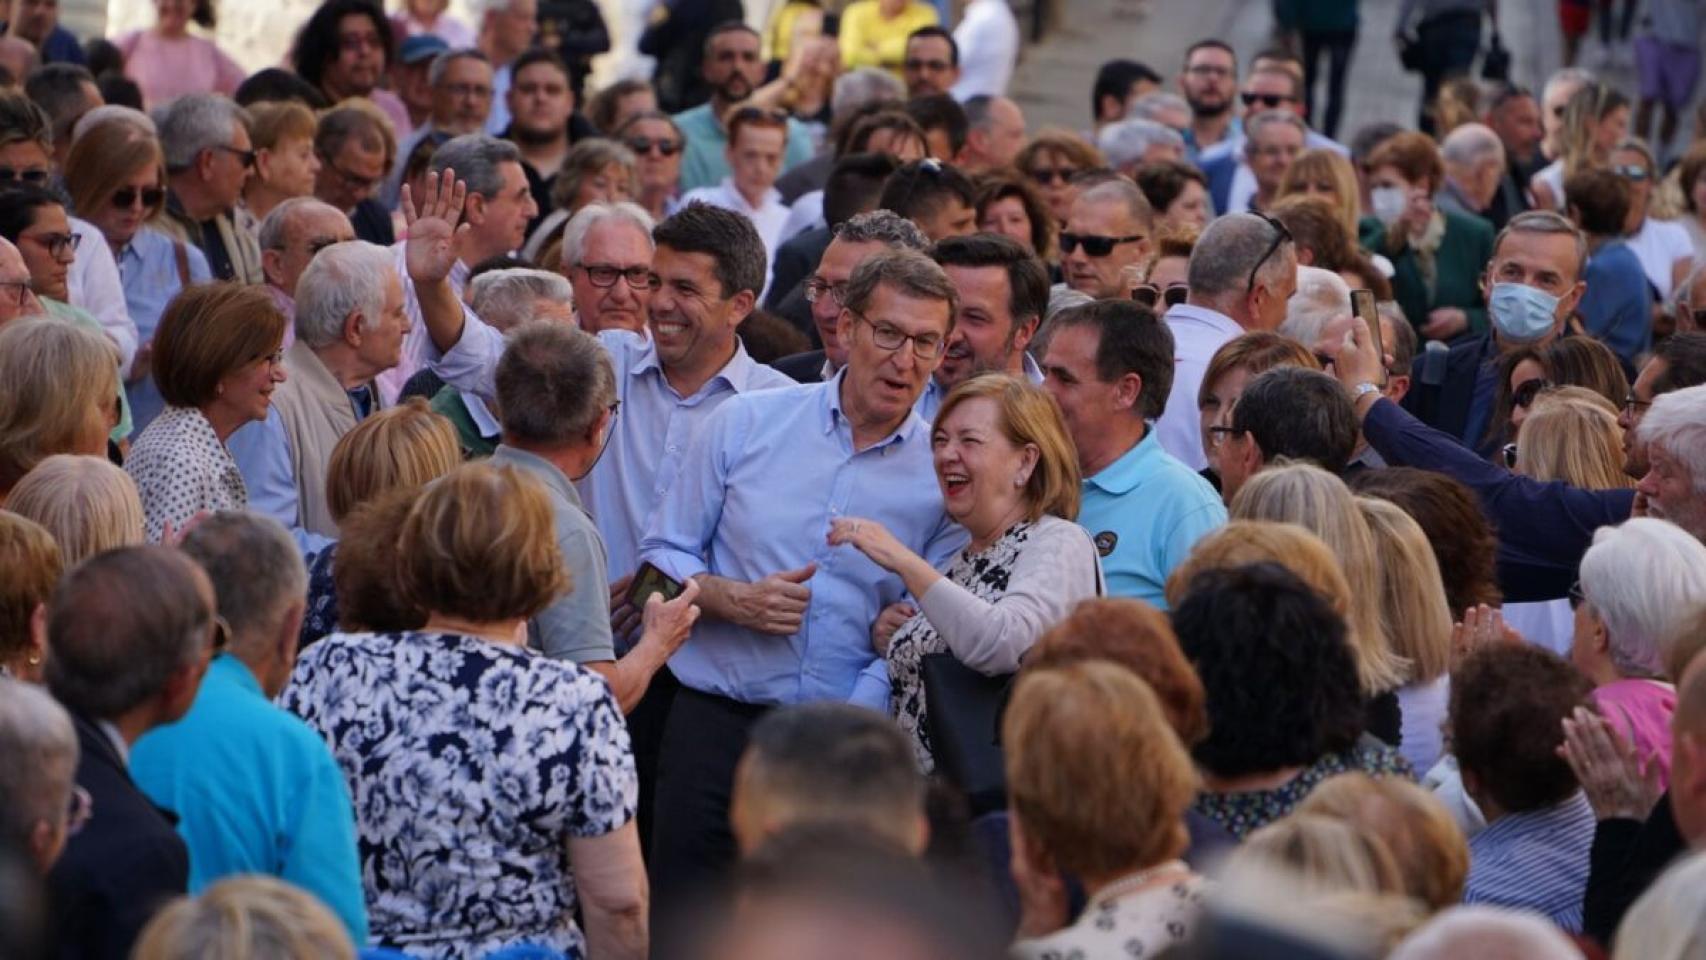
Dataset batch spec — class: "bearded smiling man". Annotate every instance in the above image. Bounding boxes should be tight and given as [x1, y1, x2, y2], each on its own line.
[917, 233, 1047, 421]
[1178, 39, 1238, 158]
[672, 22, 815, 193]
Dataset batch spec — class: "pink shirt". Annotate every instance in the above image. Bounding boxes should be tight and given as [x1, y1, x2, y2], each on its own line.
[117, 30, 246, 109]
[1593, 678, 1677, 790]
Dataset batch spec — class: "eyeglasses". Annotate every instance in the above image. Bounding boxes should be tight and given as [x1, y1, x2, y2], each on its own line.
[905, 58, 952, 72]
[1612, 164, 1650, 181]
[1241, 91, 1297, 109]
[27, 231, 80, 260]
[0, 279, 30, 306]
[1512, 377, 1551, 409]
[854, 311, 946, 359]
[255, 348, 286, 368]
[1568, 579, 1587, 609]
[444, 83, 493, 100]
[626, 137, 681, 157]
[1244, 214, 1292, 297]
[111, 186, 165, 209]
[1060, 231, 1145, 257]
[1132, 281, 1187, 309]
[210, 615, 231, 653]
[1027, 167, 1077, 186]
[804, 276, 848, 306]
[214, 144, 257, 169]
[66, 785, 92, 836]
[578, 263, 658, 289]
[1623, 392, 1653, 415]
[319, 153, 381, 193]
[1503, 442, 1519, 468]
[0, 166, 50, 184]
[1185, 64, 1233, 78]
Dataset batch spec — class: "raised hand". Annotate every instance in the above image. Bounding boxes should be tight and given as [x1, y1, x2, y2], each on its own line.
[1450, 603, 1521, 665]
[400, 167, 469, 286]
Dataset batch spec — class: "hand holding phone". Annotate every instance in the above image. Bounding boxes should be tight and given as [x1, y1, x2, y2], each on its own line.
[1351, 289, 1386, 387]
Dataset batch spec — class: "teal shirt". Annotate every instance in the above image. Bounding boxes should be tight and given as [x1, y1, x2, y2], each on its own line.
[1076, 427, 1227, 610]
[673, 103, 817, 194]
[131, 654, 369, 945]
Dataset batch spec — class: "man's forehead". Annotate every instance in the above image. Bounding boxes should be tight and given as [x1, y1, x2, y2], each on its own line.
[585, 219, 653, 257]
[293, 207, 354, 240]
[909, 35, 951, 54]
[712, 32, 759, 55]
[866, 285, 950, 332]
[1245, 72, 1291, 93]
[822, 239, 883, 276]
[1493, 231, 1579, 278]
[0, 239, 27, 276]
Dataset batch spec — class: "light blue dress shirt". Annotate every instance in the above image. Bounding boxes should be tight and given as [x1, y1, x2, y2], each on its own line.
[673, 103, 817, 193]
[115, 227, 212, 432]
[131, 654, 368, 945]
[1076, 426, 1226, 610]
[639, 373, 969, 707]
[227, 408, 335, 556]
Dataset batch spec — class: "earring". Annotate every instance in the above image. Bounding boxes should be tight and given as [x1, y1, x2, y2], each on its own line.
[26, 653, 40, 666]
[1013, 475, 1026, 488]
[216, 384, 225, 397]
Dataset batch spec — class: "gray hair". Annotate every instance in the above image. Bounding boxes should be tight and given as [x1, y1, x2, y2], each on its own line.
[1440, 122, 1505, 169]
[156, 94, 248, 172]
[1637, 383, 1706, 494]
[1614, 851, 1706, 960]
[70, 104, 155, 145]
[294, 241, 393, 349]
[469, 268, 574, 331]
[1244, 109, 1308, 153]
[257, 197, 346, 253]
[1075, 178, 1154, 228]
[431, 133, 519, 199]
[832, 68, 905, 119]
[428, 47, 490, 88]
[843, 248, 958, 320]
[178, 512, 307, 653]
[833, 209, 930, 250]
[1578, 518, 1706, 678]
[1281, 266, 1351, 346]
[0, 676, 77, 854]
[1098, 118, 1184, 171]
[25, 63, 96, 149]
[559, 201, 656, 268]
[1128, 91, 1189, 124]
[495, 321, 616, 446]
[1189, 212, 1294, 299]
[1491, 210, 1588, 284]
[1389, 906, 1582, 960]
[1542, 66, 1598, 105]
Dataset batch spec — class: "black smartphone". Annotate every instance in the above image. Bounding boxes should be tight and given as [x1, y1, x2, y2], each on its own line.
[627, 561, 684, 610]
[1351, 288, 1386, 386]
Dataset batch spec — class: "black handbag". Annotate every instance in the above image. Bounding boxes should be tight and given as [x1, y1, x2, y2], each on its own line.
[1482, 30, 1512, 81]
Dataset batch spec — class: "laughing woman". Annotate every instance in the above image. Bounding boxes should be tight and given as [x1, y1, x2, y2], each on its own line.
[832, 375, 1101, 770]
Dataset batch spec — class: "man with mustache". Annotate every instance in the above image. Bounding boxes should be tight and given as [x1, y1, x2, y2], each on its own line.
[916, 232, 1046, 421]
[673, 22, 814, 193]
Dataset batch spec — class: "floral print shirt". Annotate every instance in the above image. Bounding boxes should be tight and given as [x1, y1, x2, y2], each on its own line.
[282, 630, 636, 959]
[1193, 743, 1414, 841]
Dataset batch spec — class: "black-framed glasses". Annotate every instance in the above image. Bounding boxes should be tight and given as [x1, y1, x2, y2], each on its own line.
[1512, 377, 1551, 409]
[854, 311, 946, 359]
[1132, 282, 1187, 309]
[578, 263, 658, 289]
[111, 186, 165, 209]
[1244, 214, 1292, 297]
[213, 144, 257, 169]
[27, 231, 80, 260]
[803, 276, 847, 306]
[1241, 91, 1296, 109]
[0, 280, 30, 306]
[318, 152, 381, 193]
[1623, 392, 1653, 416]
[0, 166, 50, 184]
[1568, 579, 1587, 609]
[1060, 231, 1145, 257]
[625, 137, 681, 157]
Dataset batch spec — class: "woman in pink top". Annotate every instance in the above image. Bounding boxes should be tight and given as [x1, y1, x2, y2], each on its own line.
[1570, 518, 1706, 788]
[116, 0, 247, 109]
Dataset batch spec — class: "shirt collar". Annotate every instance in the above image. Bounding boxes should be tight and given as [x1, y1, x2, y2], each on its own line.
[491, 444, 585, 510]
[212, 651, 264, 696]
[1163, 302, 1243, 337]
[1086, 425, 1164, 495]
[97, 719, 129, 766]
[716, 177, 783, 215]
[632, 336, 771, 396]
[821, 367, 924, 448]
[463, 391, 502, 437]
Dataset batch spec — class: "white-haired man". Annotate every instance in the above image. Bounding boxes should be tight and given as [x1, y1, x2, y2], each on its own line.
[1636, 383, 1706, 541]
[1438, 123, 1507, 225]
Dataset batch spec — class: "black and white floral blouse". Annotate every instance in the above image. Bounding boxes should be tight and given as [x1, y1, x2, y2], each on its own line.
[124, 404, 246, 543]
[281, 630, 637, 959]
[886, 515, 1101, 771]
[1010, 865, 1208, 960]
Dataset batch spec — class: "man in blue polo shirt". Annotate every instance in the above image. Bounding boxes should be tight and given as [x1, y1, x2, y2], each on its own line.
[1040, 299, 1225, 609]
[673, 22, 814, 193]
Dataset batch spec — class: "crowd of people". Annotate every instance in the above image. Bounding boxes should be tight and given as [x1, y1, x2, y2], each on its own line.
[6, 0, 1706, 957]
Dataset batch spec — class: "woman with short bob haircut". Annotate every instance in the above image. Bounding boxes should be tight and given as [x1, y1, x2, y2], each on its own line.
[976, 170, 1056, 261]
[523, 138, 642, 263]
[1277, 147, 1364, 243]
[0, 514, 61, 682]
[5, 455, 146, 566]
[133, 875, 354, 960]
[0, 317, 121, 501]
[284, 462, 650, 958]
[124, 284, 288, 542]
[1006, 661, 1207, 959]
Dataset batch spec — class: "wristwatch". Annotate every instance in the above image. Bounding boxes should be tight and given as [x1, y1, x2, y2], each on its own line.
[1352, 382, 1382, 400]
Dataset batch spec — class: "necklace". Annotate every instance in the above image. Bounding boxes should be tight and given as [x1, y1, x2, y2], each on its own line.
[1088, 860, 1191, 907]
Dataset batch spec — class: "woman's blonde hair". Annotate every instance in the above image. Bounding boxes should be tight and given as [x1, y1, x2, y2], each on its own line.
[5, 455, 145, 565]
[934, 374, 1082, 522]
[1560, 83, 1630, 178]
[1004, 660, 1197, 882]
[0, 318, 119, 496]
[1299, 773, 1469, 913]
[0, 512, 61, 668]
[1230, 463, 1408, 694]
[1516, 388, 1633, 489]
[399, 463, 568, 624]
[247, 100, 318, 153]
[132, 875, 354, 960]
[325, 399, 461, 524]
[63, 119, 166, 227]
[1354, 498, 1453, 684]
[1234, 813, 1407, 898]
[1165, 520, 1351, 619]
[1277, 148, 1363, 241]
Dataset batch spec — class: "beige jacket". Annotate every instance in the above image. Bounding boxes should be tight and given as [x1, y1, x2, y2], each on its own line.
[272, 339, 385, 537]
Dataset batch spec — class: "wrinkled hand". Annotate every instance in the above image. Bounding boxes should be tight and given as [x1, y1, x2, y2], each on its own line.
[640, 577, 701, 657]
[1450, 603, 1522, 664]
[1559, 706, 1663, 822]
[608, 574, 641, 645]
[734, 564, 816, 635]
[871, 601, 917, 656]
[828, 516, 912, 573]
[1422, 307, 1468, 341]
[401, 167, 469, 286]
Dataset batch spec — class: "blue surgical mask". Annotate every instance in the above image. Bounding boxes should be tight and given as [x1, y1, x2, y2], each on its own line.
[1488, 282, 1561, 343]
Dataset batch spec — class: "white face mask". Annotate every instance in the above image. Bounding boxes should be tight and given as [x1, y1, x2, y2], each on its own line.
[1370, 185, 1407, 226]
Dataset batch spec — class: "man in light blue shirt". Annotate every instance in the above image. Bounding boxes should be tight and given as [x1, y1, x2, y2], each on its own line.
[638, 247, 968, 906]
[917, 233, 1047, 423]
[673, 23, 814, 193]
[130, 512, 366, 946]
[1040, 300, 1226, 610]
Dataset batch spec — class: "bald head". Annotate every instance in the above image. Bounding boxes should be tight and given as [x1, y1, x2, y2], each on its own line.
[258, 198, 357, 298]
[1672, 648, 1706, 847]
[0, 37, 40, 85]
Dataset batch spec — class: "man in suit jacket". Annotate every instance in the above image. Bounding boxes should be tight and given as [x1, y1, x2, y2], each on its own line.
[46, 546, 216, 960]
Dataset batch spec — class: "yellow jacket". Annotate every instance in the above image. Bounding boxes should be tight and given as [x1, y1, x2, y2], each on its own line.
[837, 0, 939, 76]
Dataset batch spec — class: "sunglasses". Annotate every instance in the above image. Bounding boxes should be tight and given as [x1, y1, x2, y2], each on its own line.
[1612, 164, 1650, 181]
[214, 144, 257, 169]
[1244, 214, 1293, 296]
[111, 186, 165, 209]
[1132, 281, 1188, 308]
[1512, 377, 1551, 409]
[1028, 167, 1077, 186]
[1060, 231, 1144, 257]
[626, 137, 681, 157]
[1241, 91, 1296, 109]
[0, 167, 50, 184]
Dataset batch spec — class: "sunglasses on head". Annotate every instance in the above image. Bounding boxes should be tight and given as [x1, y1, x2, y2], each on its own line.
[1132, 281, 1188, 308]
[626, 137, 681, 157]
[112, 186, 165, 209]
[1060, 231, 1144, 257]
[1513, 377, 1551, 409]
[1240, 91, 1295, 109]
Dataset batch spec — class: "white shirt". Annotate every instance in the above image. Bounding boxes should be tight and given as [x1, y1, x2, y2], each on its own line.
[380, 243, 473, 406]
[68, 216, 139, 375]
[1627, 216, 1694, 302]
[679, 178, 792, 301]
[950, 0, 1021, 100]
[485, 62, 514, 137]
[1156, 303, 1244, 471]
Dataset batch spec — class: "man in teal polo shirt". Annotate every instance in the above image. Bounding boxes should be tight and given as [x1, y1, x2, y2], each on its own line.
[1040, 299, 1226, 608]
[673, 22, 816, 193]
[130, 513, 367, 945]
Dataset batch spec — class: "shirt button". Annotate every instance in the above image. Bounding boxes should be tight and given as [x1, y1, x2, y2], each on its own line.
[667, 444, 678, 453]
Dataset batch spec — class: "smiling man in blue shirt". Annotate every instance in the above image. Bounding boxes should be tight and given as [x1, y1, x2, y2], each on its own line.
[638, 247, 968, 905]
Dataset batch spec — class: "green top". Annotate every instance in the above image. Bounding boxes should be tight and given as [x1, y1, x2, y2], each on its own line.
[1359, 209, 1495, 338]
[44, 297, 133, 443]
[429, 385, 498, 460]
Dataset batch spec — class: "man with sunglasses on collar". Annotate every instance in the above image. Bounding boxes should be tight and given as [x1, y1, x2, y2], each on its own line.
[1199, 61, 1349, 212]
[157, 94, 262, 284]
[1060, 179, 1153, 300]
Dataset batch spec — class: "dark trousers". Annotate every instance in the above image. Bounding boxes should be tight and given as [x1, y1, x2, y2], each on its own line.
[1303, 29, 1357, 140]
[648, 687, 770, 915]
[628, 666, 679, 860]
[1416, 11, 1483, 133]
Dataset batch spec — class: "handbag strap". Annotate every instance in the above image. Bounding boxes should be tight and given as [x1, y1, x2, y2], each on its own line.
[171, 240, 191, 288]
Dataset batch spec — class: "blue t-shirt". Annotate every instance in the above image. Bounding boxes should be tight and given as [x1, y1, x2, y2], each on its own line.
[1579, 240, 1653, 364]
